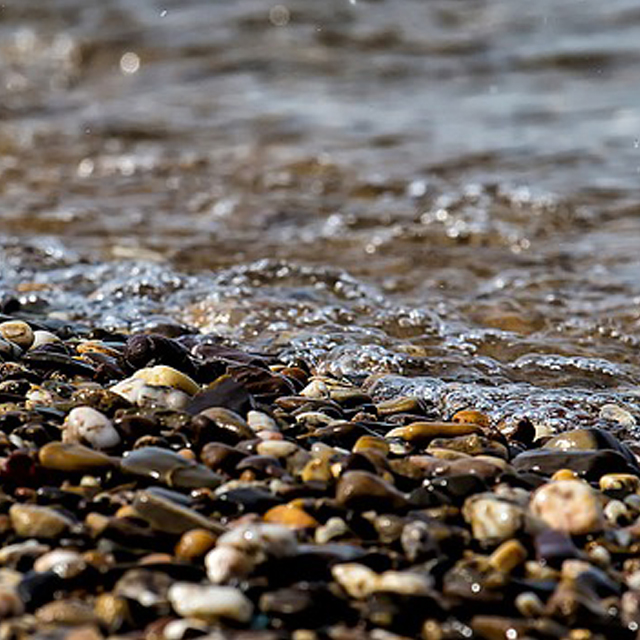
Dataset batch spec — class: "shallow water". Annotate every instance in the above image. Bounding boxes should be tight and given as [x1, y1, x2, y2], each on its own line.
[3, 0, 640, 431]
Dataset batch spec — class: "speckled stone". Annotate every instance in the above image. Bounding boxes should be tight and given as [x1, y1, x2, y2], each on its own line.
[530, 480, 605, 535]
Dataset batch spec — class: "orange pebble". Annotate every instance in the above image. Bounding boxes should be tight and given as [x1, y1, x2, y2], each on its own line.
[175, 528, 218, 561]
[263, 503, 319, 529]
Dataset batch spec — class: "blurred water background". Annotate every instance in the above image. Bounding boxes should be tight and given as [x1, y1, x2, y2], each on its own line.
[3, 0, 640, 429]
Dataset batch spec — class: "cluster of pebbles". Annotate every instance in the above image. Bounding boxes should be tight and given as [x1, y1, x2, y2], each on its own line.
[0, 314, 639, 640]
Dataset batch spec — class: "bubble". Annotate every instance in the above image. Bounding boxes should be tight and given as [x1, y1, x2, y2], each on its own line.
[120, 52, 140, 75]
[269, 5, 290, 27]
[77, 158, 94, 178]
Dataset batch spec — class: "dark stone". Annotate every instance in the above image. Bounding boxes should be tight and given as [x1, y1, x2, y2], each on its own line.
[513, 449, 636, 480]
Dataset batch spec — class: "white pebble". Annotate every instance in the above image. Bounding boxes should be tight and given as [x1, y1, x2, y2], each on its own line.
[63, 406, 121, 450]
[247, 410, 278, 432]
[530, 480, 604, 535]
[33, 550, 86, 578]
[168, 582, 253, 623]
[30, 330, 61, 349]
[205, 546, 255, 584]
[216, 522, 298, 561]
[0, 320, 33, 349]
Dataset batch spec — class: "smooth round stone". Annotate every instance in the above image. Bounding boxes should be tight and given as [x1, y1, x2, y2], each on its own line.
[530, 480, 605, 535]
[452, 409, 491, 428]
[216, 522, 298, 559]
[132, 365, 200, 395]
[385, 421, 481, 445]
[462, 494, 525, 543]
[488, 539, 527, 573]
[429, 434, 509, 459]
[168, 582, 253, 623]
[263, 504, 319, 529]
[33, 550, 86, 578]
[110, 377, 191, 410]
[0, 320, 34, 350]
[10, 504, 75, 539]
[256, 440, 298, 458]
[198, 407, 254, 440]
[353, 436, 390, 456]
[300, 379, 329, 398]
[175, 528, 218, 561]
[513, 449, 633, 480]
[543, 427, 638, 465]
[599, 403, 636, 427]
[315, 517, 351, 545]
[63, 406, 121, 450]
[599, 473, 640, 494]
[205, 546, 255, 584]
[35, 599, 98, 626]
[94, 593, 131, 632]
[331, 563, 432, 599]
[336, 471, 409, 512]
[376, 396, 423, 416]
[39, 442, 116, 473]
[247, 410, 279, 432]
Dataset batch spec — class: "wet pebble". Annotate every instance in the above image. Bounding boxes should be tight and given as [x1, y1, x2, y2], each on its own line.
[62, 406, 121, 450]
[168, 582, 253, 623]
[530, 480, 605, 535]
[9, 504, 75, 539]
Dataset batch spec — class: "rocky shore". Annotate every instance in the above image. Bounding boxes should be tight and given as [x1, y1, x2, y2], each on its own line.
[0, 313, 638, 640]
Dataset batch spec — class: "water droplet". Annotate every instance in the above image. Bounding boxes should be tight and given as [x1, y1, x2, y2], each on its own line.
[120, 52, 140, 75]
[269, 5, 290, 27]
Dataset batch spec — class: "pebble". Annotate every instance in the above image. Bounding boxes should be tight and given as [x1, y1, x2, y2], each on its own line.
[0, 318, 639, 638]
[175, 528, 218, 561]
[385, 421, 481, 445]
[110, 377, 191, 409]
[168, 582, 254, 623]
[0, 320, 34, 350]
[30, 330, 61, 349]
[331, 563, 432, 599]
[133, 490, 226, 535]
[530, 480, 605, 535]
[9, 504, 75, 539]
[132, 365, 200, 395]
[462, 494, 525, 543]
[336, 470, 409, 512]
[35, 599, 98, 626]
[38, 441, 116, 472]
[205, 545, 255, 584]
[33, 549, 86, 578]
[63, 406, 121, 450]
[263, 503, 319, 529]
[599, 403, 636, 427]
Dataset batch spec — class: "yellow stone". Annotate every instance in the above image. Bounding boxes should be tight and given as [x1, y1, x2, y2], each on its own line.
[132, 365, 200, 395]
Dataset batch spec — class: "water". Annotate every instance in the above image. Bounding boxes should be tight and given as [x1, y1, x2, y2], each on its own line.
[3, 0, 640, 432]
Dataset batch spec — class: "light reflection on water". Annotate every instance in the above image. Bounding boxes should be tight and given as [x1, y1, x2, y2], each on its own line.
[2, 0, 640, 431]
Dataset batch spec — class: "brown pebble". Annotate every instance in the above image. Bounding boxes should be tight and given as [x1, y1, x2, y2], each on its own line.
[38, 442, 116, 473]
[336, 471, 408, 512]
[452, 409, 491, 428]
[36, 599, 98, 626]
[488, 539, 528, 573]
[9, 504, 74, 539]
[175, 529, 218, 561]
[386, 421, 482, 445]
[353, 435, 390, 456]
